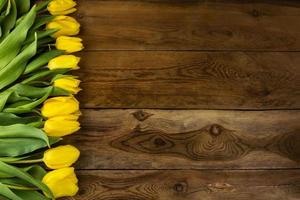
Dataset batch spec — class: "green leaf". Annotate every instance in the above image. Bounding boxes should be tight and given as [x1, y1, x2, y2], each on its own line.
[0, 137, 61, 164]
[4, 86, 52, 114]
[13, 190, 49, 200]
[0, 0, 10, 20]
[14, 0, 30, 16]
[24, 165, 46, 180]
[0, 161, 54, 199]
[0, 138, 48, 157]
[0, 163, 43, 178]
[0, 178, 37, 190]
[35, 0, 51, 12]
[0, 0, 17, 40]
[28, 15, 54, 34]
[6, 92, 31, 103]
[0, 155, 30, 165]
[0, 165, 46, 188]
[0, 34, 37, 91]
[11, 84, 52, 98]
[22, 70, 52, 84]
[0, 89, 13, 111]
[0, 183, 22, 200]
[0, 124, 48, 142]
[22, 68, 68, 84]
[0, 112, 42, 126]
[24, 50, 64, 74]
[23, 29, 58, 46]
[0, 124, 50, 157]
[37, 37, 54, 48]
[0, 5, 36, 71]
[0, 0, 8, 12]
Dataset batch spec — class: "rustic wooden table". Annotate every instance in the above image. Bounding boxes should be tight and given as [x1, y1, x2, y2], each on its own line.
[65, 0, 300, 199]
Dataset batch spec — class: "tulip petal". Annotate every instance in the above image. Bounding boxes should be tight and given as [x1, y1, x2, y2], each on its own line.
[42, 167, 78, 198]
[43, 145, 80, 169]
[41, 96, 80, 118]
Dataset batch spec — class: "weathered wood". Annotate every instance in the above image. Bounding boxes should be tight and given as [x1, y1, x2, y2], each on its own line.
[65, 109, 300, 169]
[65, 169, 300, 200]
[76, 51, 300, 109]
[76, 0, 300, 50]
[71, 1, 300, 199]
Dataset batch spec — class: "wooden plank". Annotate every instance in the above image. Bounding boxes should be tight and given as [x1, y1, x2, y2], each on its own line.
[65, 169, 300, 200]
[76, 51, 300, 109]
[76, 0, 300, 51]
[65, 109, 300, 169]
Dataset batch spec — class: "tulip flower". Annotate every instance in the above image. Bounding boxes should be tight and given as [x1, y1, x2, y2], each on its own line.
[48, 55, 80, 70]
[44, 114, 80, 136]
[54, 76, 81, 94]
[42, 167, 79, 198]
[41, 96, 80, 118]
[55, 36, 84, 53]
[47, 0, 77, 16]
[43, 145, 80, 169]
[46, 16, 80, 37]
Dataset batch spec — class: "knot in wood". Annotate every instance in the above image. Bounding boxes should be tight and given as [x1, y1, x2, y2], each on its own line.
[132, 110, 153, 121]
[173, 182, 188, 193]
[209, 124, 222, 136]
[251, 9, 260, 17]
[154, 138, 166, 147]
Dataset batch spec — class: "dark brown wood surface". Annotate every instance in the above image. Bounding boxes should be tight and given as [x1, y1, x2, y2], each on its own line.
[69, 0, 300, 199]
[66, 170, 300, 200]
[76, 51, 300, 109]
[76, 0, 300, 51]
[65, 109, 300, 170]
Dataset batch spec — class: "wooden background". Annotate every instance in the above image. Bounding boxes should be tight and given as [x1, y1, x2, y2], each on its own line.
[66, 0, 300, 199]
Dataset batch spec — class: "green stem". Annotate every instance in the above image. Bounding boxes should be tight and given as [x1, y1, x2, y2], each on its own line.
[3, 183, 37, 190]
[8, 158, 43, 164]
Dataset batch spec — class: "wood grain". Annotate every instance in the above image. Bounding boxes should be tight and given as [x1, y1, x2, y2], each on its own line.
[65, 109, 300, 169]
[76, 0, 300, 51]
[65, 169, 300, 200]
[76, 51, 300, 109]
[69, 1, 300, 199]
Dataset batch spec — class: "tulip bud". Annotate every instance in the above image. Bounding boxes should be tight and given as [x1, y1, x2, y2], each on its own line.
[47, 16, 80, 37]
[47, 0, 77, 16]
[42, 167, 79, 198]
[41, 96, 80, 118]
[48, 55, 80, 70]
[55, 36, 84, 53]
[43, 145, 80, 169]
[44, 114, 80, 136]
[54, 76, 81, 94]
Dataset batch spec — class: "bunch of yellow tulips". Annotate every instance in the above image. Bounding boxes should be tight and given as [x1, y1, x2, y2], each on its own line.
[0, 0, 83, 199]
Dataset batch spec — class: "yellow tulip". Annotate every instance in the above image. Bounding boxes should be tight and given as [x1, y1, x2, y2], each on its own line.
[48, 55, 80, 70]
[43, 145, 80, 169]
[41, 96, 80, 118]
[54, 76, 81, 94]
[47, 0, 77, 16]
[44, 114, 80, 136]
[55, 36, 83, 53]
[42, 167, 79, 198]
[46, 16, 80, 37]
